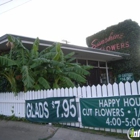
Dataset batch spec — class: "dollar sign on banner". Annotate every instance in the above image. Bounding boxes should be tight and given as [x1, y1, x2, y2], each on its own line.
[52, 101, 55, 108]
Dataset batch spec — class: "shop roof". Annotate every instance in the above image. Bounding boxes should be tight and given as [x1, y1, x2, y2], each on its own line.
[0, 34, 129, 62]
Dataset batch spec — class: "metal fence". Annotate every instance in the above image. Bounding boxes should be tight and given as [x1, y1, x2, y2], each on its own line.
[0, 81, 140, 133]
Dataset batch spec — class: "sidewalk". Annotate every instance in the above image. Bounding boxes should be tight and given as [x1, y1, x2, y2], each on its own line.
[0, 120, 125, 140]
[49, 127, 125, 140]
[0, 120, 57, 140]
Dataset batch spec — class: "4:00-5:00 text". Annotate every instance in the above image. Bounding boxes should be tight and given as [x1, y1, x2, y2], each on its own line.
[106, 117, 140, 127]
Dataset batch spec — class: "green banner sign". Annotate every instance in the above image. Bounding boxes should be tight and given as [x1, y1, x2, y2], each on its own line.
[117, 73, 134, 82]
[80, 95, 140, 129]
[25, 96, 78, 123]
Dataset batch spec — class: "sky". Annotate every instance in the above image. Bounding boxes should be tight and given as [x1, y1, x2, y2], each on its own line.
[0, 0, 140, 47]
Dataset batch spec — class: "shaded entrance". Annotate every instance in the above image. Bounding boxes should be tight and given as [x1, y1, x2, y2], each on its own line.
[87, 68, 100, 86]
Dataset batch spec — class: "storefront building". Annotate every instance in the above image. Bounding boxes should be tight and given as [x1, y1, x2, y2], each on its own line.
[86, 19, 140, 83]
[0, 19, 139, 86]
[0, 35, 128, 86]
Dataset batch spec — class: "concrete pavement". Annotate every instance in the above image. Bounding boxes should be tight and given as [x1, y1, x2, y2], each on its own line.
[0, 120, 126, 140]
[0, 120, 57, 140]
[49, 127, 125, 140]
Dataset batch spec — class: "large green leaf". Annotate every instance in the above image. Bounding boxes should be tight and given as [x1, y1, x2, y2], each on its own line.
[18, 48, 28, 66]
[60, 76, 74, 88]
[53, 83, 59, 89]
[39, 46, 56, 55]
[53, 43, 64, 61]
[8, 35, 15, 42]
[9, 35, 29, 53]
[38, 77, 50, 89]
[40, 52, 57, 59]
[21, 66, 34, 89]
[73, 65, 91, 75]
[64, 52, 75, 59]
[63, 64, 92, 75]
[50, 60, 64, 67]
[0, 56, 17, 66]
[82, 65, 93, 70]
[67, 57, 76, 63]
[65, 72, 86, 83]
[31, 37, 39, 59]
[2, 71, 17, 93]
[30, 58, 50, 68]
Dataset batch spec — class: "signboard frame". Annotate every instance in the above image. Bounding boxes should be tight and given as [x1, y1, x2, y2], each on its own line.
[117, 73, 134, 82]
[80, 95, 140, 129]
[25, 96, 78, 123]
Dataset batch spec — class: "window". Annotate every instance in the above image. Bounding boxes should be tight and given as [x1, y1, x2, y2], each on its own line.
[77, 59, 86, 65]
[99, 62, 106, 67]
[88, 60, 98, 66]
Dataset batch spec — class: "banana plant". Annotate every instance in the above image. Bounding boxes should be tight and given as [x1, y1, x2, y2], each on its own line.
[0, 35, 93, 93]
[44, 44, 93, 88]
[0, 35, 50, 93]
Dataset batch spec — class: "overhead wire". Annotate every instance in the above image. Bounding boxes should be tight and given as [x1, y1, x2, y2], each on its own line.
[0, 0, 32, 15]
[0, 0, 13, 6]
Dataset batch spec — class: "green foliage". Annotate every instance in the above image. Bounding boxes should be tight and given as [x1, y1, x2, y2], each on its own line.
[0, 56, 17, 66]
[21, 65, 34, 89]
[0, 35, 93, 93]
[38, 77, 50, 89]
[86, 19, 140, 81]
[108, 20, 140, 81]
